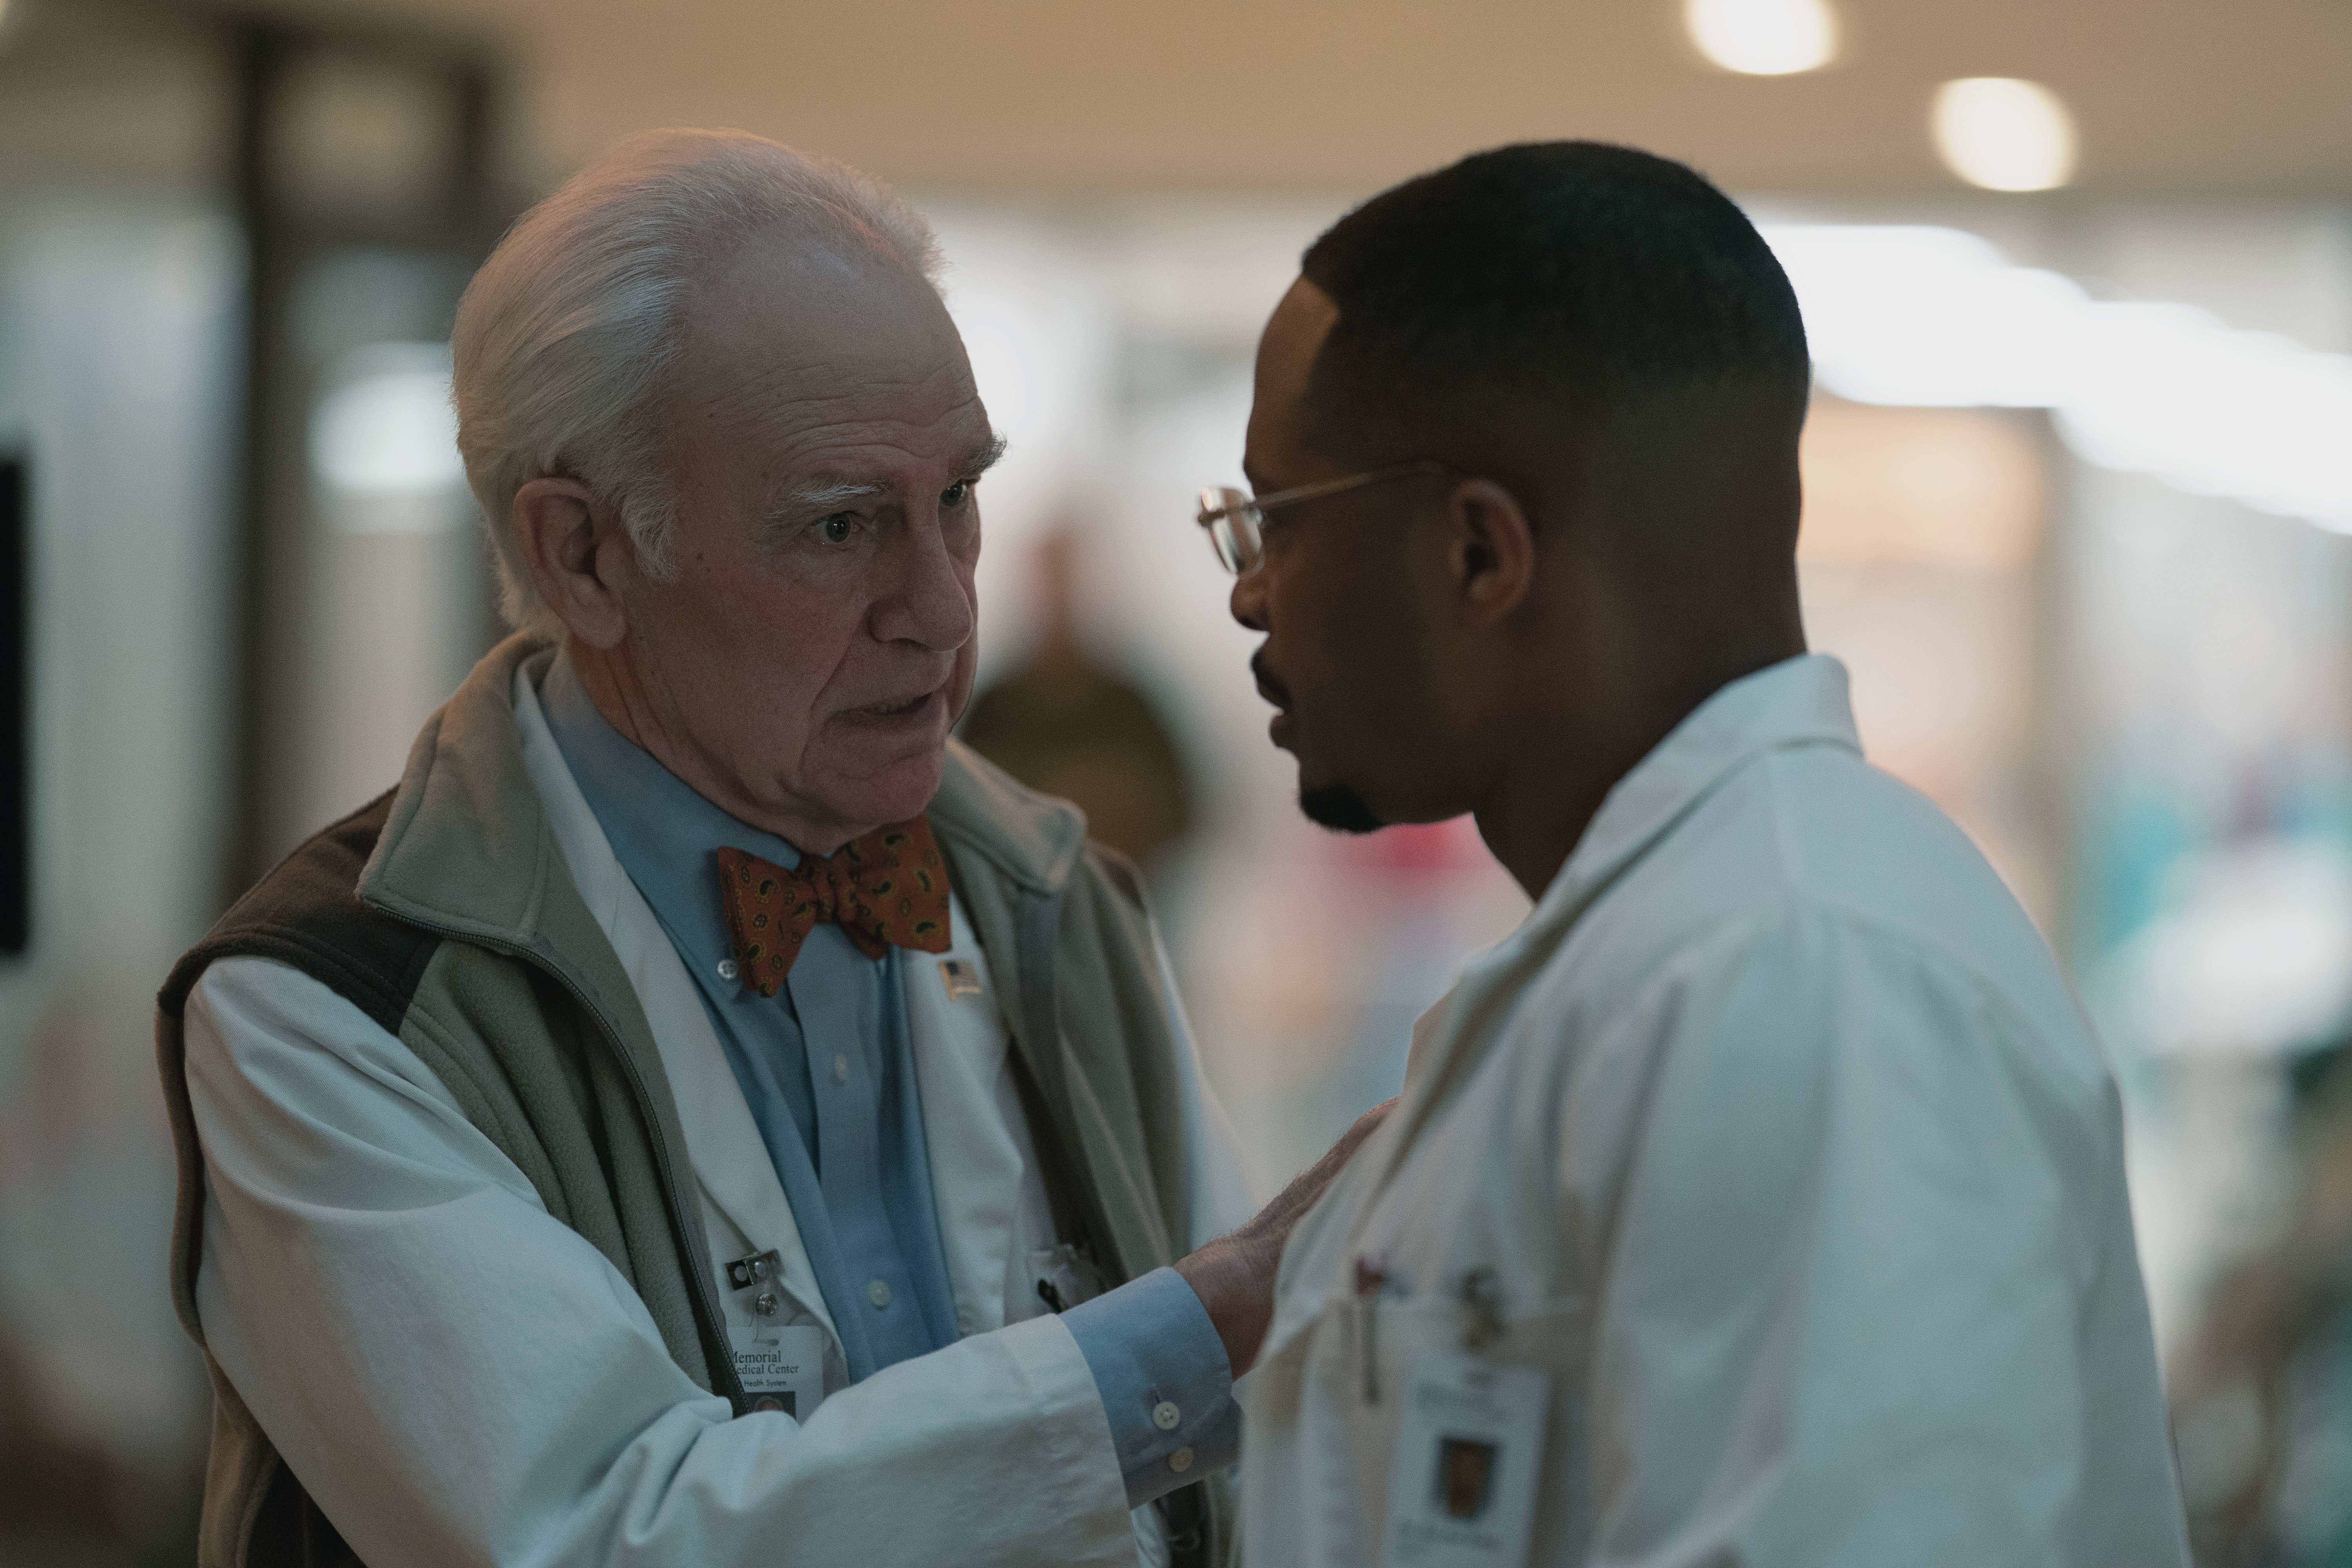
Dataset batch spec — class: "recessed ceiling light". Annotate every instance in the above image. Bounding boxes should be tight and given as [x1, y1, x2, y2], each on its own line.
[1684, 0, 1840, 76]
[1931, 78, 2079, 192]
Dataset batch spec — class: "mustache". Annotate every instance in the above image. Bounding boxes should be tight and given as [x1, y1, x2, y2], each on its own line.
[1249, 650, 1290, 710]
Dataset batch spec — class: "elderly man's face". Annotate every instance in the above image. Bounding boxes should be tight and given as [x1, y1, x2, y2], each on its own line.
[619, 232, 995, 851]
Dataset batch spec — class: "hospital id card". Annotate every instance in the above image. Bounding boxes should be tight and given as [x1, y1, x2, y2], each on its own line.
[1381, 1352, 1550, 1568]
[728, 1324, 824, 1421]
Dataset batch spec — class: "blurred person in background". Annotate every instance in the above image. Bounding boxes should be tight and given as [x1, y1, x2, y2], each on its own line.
[151, 128, 1385, 1568]
[960, 522, 1196, 870]
[1204, 142, 2191, 1565]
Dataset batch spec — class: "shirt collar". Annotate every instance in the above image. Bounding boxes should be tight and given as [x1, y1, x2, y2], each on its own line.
[1528, 652, 1862, 938]
[537, 648, 804, 967]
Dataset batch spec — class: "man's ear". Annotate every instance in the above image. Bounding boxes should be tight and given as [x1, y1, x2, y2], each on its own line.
[512, 478, 633, 649]
[1441, 477, 1538, 630]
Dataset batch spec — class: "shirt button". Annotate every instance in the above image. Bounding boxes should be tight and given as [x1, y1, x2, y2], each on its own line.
[717, 959, 738, 981]
[1152, 1400, 1181, 1431]
[867, 1278, 892, 1309]
[1169, 1446, 1194, 1474]
[833, 1054, 850, 1083]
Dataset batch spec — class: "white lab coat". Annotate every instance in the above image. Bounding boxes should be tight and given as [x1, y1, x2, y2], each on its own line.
[182, 662, 1254, 1568]
[1241, 655, 2189, 1567]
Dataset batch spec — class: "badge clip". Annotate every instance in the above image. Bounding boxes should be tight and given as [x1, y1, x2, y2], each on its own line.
[1457, 1267, 1506, 1354]
[726, 1249, 783, 1291]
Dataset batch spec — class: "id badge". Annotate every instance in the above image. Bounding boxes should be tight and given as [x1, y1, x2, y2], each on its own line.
[727, 1324, 824, 1420]
[1381, 1352, 1550, 1568]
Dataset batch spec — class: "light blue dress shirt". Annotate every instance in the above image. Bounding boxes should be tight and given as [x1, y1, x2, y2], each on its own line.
[537, 654, 1237, 1502]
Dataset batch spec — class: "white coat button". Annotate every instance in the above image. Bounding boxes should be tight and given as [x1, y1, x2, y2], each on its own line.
[833, 1053, 850, 1083]
[1169, 1446, 1194, 1473]
[1152, 1401, 1181, 1431]
[717, 959, 738, 981]
[867, 1278, 892, 1308]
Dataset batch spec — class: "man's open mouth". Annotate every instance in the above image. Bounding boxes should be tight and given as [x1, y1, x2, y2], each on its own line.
[842, 689, 941, 728]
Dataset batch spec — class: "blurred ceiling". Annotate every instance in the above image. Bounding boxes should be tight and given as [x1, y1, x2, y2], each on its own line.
[223, 0, 2352, 203]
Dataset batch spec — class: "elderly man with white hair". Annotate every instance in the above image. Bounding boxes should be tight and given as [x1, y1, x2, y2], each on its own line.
[154, 129, 1376, 1568]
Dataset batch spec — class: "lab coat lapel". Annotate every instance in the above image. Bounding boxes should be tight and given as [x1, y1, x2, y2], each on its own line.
[509, 664, 837, 1348]
[601, 877, 837, 1343]
[905, 896, 1028, 1336]
[1254, 976, 1511, 1371]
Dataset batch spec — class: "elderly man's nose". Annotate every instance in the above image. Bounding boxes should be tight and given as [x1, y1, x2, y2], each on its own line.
[878, 524, 976, 649]
[1230, 568, 1269, 632]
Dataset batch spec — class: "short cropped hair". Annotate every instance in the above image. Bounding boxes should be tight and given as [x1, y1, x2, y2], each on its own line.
[452, 128, 942, 633]
[1300, 141, 1809, 459]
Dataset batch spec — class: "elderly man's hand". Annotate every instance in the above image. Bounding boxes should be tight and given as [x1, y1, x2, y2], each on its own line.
[1174, 1095, 1399, 1378]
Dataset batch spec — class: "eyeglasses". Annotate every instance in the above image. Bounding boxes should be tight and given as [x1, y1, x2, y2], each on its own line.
[1194, 460, 1455, 576]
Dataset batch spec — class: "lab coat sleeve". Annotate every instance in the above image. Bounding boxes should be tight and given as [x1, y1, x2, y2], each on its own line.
[1580, 910, 2118, 1568]
[183, 955, 1140, 1568]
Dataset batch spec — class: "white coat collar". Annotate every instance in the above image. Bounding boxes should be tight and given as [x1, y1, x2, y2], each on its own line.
[1540, 654, 1858, 932]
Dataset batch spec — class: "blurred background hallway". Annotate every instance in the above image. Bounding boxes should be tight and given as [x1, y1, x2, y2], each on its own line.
[2, 0, 2350, 1559]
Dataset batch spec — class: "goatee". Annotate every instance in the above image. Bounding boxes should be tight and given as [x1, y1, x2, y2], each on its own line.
[1299, 784, 1384, 835]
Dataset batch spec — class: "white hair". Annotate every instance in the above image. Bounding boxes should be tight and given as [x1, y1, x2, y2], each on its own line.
[451, 127, 944, 633]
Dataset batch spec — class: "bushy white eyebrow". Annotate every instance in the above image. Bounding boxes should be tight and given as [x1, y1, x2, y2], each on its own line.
[777, 435, 1007, 514]
[964, 434, 1010, 477]
[785, 478, 889, 510]
[767, 432, 1007, 531]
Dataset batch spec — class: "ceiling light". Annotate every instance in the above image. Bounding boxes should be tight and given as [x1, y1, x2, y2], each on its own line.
[1684, 0, 1839, 76]
[1931, 78, 2078, 192]
[1760, 223, 2352, 532]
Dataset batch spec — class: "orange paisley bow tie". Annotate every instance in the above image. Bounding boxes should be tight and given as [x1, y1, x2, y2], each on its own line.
[715, 817, 953, 996]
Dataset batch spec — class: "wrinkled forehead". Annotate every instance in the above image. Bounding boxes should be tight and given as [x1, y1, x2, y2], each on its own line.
[660, 227, 980, 463]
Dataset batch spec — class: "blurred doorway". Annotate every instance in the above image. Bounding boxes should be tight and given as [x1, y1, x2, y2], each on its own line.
[227, 17, 514, 883]
[0, 8, 514, 1562]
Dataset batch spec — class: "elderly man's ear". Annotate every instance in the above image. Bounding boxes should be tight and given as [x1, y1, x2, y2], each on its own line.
[512, 477, 635, 649]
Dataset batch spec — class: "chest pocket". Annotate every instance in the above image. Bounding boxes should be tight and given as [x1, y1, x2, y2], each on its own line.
[1276, 1287, 1593, 1567]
